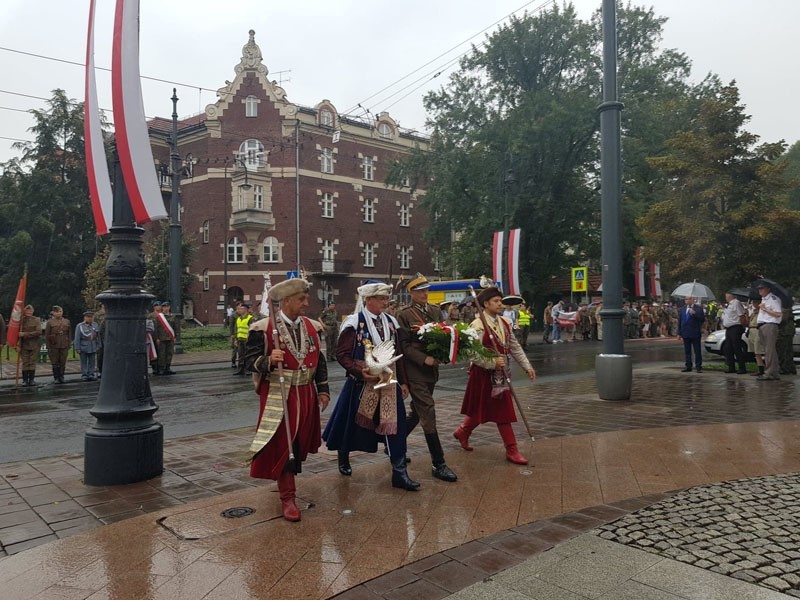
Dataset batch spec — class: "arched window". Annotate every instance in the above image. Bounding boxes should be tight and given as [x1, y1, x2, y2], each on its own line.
[202, 220, 209, 244]
[227, 237, 244, 263]
[377, 122, 393, 139]
[320, 108, 334, 127]
[202, 269, 210, 290]
[238, 139, 264, 170]
[245, 95, 258, 117]
[263, 236, 280, 263]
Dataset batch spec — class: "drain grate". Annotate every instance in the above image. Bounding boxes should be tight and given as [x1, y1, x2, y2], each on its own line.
[221, 506, 256, 519]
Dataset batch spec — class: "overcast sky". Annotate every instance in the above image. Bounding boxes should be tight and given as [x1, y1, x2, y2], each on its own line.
[1, 0, 798, 166]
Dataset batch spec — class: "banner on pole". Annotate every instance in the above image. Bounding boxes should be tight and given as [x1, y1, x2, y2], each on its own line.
[6, 272, 26, 347]
[506, 228, 521, 296]
[492, 231, 504, 292]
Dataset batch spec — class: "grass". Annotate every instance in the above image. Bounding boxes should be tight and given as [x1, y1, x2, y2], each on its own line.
[179, 325, 231, 352]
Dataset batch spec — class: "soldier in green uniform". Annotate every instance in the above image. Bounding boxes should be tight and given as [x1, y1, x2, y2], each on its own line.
[396, 273, 458, 482]
[155, 301, 178, 375]
[319, 302, 339, 361]
[45, 305, 71, 384]
[778, 306, 797, 376]
[18, 305, 42, 386]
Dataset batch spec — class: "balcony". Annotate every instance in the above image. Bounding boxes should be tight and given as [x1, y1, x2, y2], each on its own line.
[230, 208, 275, 231]
[307, 258, 353, 276]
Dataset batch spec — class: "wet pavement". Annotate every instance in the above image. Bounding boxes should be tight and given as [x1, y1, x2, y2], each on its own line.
[0, 339, 799, 598]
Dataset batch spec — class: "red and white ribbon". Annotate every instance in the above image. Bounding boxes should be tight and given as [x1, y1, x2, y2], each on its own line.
[506, 228, 521, 296]
[439, 323, 459, 365]
[156, 313, 175, 341]
[111, 0, 167, 225]
[84, 0, 114, 235]
[146, 332, 157, 360]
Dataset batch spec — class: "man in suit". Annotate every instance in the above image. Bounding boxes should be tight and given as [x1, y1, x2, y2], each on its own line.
[396, 273, 457, 483]
[677, 296, 705, 372]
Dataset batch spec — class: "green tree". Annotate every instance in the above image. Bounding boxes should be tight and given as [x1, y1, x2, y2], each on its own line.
[778, 140, 800, 210]
[638, 83, 793, 293]
[82, 245, 110, 310]
[0, 89, 98, 320]
[142, 222, 196, 305]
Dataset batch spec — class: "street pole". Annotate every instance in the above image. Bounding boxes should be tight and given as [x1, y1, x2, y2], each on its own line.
[84, 154, 163, 485]
[168, 89, 183, 352]
[223, 159, 229, 309]
[595, 0, 631, 400]
[295, 120, 301, 274]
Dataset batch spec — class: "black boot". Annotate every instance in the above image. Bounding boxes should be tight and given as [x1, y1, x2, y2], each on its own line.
[21, 371, 30, 386]
[56, 366, 65, 384]
[53, 366, 60, 383]
[151, 361, 160, 376]
[425, 432, 457, 482]
[337, 451, 352, 476]
[391, 455, 420, 491]
[27, 371, 36, 386]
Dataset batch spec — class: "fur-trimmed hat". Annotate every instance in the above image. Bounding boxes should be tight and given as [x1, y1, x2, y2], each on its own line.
[269, 278, 310, 302]
[358, 281, 392, 298]
[476, 286, 502, 307]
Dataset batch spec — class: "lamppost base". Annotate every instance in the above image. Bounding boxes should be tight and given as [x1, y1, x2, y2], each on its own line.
[596, 354, 632, 401]
[84, 423, 164, 486]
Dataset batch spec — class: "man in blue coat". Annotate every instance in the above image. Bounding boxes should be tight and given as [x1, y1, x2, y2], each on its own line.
[677, 296, 705, 372]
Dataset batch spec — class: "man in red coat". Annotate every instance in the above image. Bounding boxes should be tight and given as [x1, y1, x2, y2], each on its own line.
[245, 278, 330, 521]
[453, 286, 536, 464]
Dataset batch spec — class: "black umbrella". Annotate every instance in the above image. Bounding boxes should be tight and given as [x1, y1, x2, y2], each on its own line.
[728, 287, 759, 302]
[457, 296, 473, 308]
[752, 279, 793, 307]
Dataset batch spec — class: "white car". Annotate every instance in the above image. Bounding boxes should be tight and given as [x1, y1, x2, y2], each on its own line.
[704, 305, 800, 361]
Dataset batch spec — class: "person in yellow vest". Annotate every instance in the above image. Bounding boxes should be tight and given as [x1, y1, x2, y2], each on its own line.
[517, 303, 531, 349]
[18, 305, 42, 387]
[233, 302, 254, 375]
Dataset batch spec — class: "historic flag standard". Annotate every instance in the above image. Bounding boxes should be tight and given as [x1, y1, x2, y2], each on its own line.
[635, 247, 646, 298]
[492, 231, 504, 292]
[5, 272, 26, 348]
[506, 228, 521, 296]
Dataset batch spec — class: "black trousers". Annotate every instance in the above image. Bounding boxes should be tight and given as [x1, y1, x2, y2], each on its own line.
[724, 325, 746, 371]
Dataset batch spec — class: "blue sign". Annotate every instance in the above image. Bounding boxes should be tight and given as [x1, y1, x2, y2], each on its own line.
[286, 271, 299, 279]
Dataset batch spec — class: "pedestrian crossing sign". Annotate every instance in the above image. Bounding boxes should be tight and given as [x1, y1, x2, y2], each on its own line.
[571, 267, 587, 292]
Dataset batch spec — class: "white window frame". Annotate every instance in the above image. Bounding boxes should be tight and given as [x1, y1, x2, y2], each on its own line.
[433, 251, 441, 272]
[263, 236, 280, 263]
[400, 246, 410, 270]
[400, 204, 410, 227]
[202, 220, 209, 244]
[363, 243, 374, 268]
[362, 156, 374, 181]
[363, 198, 374, 223]
[322, 240, 334, 261]
[238, 139, 264, 170]
[254, 184, 264, 210]
[227, 237, 244, 263]
[322, 192, 334, 218]
[321, 148, 334, 174]
[320, 108, 334, 127]
[202, 269, 210, 290]
[378, 122, 392, 139]
[245, 95, 258, 117]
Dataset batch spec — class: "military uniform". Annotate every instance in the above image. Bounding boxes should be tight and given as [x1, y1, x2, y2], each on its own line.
[45, 308, 71, 383]
[319, 305, 339, 361]
[19, 309, 42, 386]
[74, 314, 101, 381]
[155, 305, 178, 375]
[396, 274, 457, 482]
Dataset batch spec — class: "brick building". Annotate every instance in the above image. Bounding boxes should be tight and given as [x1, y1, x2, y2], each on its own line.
[148, 30, 432, 324]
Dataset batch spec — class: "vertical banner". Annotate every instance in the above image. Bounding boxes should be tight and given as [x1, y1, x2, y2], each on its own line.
[84, 0, 114, 235]
[635, 246, 645, 297]
[506, 228, 521, 296]
[5, 272, 26, 348]
[259, 272, 272, 317]
[111, 0, 168, 224]
[492, 231, 504, 292]
[650, 262, 662, 298]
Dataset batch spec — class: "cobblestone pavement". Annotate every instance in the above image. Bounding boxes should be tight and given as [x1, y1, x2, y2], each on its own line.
[597, 472, 800, 596]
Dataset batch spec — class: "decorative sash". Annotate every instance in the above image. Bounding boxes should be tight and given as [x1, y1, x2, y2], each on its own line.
[156, 313, 175, 340]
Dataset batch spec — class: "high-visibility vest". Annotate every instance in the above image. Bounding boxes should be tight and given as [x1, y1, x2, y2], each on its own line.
[518, 310, 531, 326]
[236, 315, 253, 339]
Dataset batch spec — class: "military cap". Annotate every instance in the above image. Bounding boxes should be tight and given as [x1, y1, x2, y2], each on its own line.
[161, 300, 171, 307]
[406, 273, 431, 292]
[83, 310, 94, 317]
[52, 305, 63, 312]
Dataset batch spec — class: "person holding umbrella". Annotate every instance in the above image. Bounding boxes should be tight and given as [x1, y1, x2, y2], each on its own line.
[677, 296, 705, 372]
[756, 281, 783, 381]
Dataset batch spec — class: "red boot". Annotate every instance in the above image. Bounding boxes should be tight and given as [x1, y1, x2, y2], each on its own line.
[498, 423, 528, 465]
[453, 417, 479, 451]
[277, 471, 301, 522]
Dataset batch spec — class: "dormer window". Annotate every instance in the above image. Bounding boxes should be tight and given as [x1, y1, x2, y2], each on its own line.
[320, 108, 334, 127]
[378, 122, 393, 139]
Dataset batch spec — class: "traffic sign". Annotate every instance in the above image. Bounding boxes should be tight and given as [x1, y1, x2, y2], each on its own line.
[571, 267, 587, 293]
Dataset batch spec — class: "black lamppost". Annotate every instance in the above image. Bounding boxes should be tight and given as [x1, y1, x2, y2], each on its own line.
[595, 0, 632, 400]
[84, 155, 163, 485]
[222, 156, 251, 304]
[168, 89, 183, 352]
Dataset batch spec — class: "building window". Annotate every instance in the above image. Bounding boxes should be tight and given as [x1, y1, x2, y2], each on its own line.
[400, 246, 410, 270]
[363, 198, 374, 223]
[363, 243, 374, 268]
[254, 184, 264, 210]
[202, 220, 209, 244]
[362, 156, 374, 181]
[237, 185, 246, 210]
[263, 236, 280, 263]
[227, 237, 244, 263]
[238, 139, 264, 170]
[322, 240, 334, 261]
[320, 108, 334, 127]
[402, 176, 410, 188]
[322, 193, 334, 218]
[378, 122, 393, 139]
[433, 251, 441, 272]
[202, 269, 210, 290]
[245, 95, 258, 117]
[400, 204, 410, 227]
[321, 148, 334, 174]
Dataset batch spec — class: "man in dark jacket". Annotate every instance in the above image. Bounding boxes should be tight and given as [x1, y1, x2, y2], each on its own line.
[677, 296, 705, 372]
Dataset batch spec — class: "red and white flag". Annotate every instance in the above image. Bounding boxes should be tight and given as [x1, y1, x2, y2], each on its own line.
[84, 0, 114, 235]
[506, 228, 521, 296]
[5, 272, 26, 348]
[156, 312, 175, 341]
[111, 0, 167, 225]
[635, 246, 645, 297]
[146, 332, 157, 361]
[650, 262, 662, 298]
[492, 231, 504, 291]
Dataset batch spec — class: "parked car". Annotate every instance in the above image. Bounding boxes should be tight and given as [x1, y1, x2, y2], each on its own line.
[704, 305, 800, 362]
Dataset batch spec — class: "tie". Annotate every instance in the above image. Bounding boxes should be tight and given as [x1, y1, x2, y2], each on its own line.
[373, 317, 384, 337]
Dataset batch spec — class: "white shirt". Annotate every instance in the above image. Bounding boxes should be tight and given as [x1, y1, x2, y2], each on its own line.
[757, 293, 782, 325]
[721, 299, 744, 328]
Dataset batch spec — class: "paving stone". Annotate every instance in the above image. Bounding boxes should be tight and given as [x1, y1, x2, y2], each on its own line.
[762, 576, 791, 592]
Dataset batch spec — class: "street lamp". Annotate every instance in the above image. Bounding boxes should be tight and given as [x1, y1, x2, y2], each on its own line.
[168, 89, 183, 353]
[222, 155, 251, 307]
